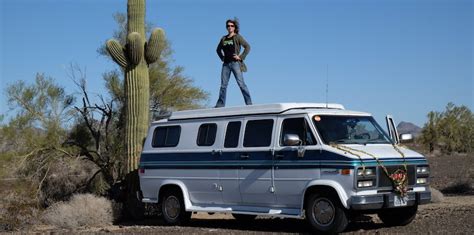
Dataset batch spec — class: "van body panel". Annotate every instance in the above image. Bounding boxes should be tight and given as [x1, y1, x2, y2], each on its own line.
[219, 168, 241, 204]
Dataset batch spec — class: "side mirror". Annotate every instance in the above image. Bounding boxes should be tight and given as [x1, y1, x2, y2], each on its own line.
[284, 134, 302, 146]
[399, 133, 413, 143]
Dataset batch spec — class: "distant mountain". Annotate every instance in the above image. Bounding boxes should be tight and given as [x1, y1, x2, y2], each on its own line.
[397, 121, 422, 137]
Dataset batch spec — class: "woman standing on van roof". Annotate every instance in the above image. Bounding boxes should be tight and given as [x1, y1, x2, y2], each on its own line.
[215, 18, 252, 108]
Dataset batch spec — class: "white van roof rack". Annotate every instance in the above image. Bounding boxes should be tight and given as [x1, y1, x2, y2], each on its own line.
[167, 103, 344, 120]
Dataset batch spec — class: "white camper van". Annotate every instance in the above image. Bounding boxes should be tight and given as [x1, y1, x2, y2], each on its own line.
[138, 103, 431, 233]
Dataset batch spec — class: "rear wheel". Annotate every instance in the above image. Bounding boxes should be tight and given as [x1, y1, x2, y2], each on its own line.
[305, 193, 349, 234]
[378, 205, 418, 226]
[231, 213, 257, 222]
[160, 189, 191, 225]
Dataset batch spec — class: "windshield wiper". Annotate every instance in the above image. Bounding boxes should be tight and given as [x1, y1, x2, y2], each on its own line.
[365, 140, 389, 144]
[331, 139, 364, 145]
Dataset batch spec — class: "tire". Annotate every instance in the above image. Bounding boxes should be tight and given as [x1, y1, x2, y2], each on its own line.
[231, 213, 257, 222]
[305, 193, 349, 234]
[378, 205, 418, 226]
[160, 189, 191, 225]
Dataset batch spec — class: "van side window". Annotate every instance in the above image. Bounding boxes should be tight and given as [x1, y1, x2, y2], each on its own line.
[152, 126, 181, 147]
[224, 121, 241, 148]
[280, 118, 316, 146]
[197, 123, 217, 146]
[244, 119, 274, 147]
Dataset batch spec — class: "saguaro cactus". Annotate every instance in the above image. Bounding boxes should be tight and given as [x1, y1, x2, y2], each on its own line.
[106, 0, 164, 173]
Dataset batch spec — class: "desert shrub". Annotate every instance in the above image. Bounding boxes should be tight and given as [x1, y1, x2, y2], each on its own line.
[38, 157, 105, 207]
[0, 179, 40, 232]
[418, 103, 474, 154]
[42, 194, 113, 228]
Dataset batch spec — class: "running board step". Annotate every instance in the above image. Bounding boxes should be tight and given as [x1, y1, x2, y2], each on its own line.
[188, 205, 302, 218]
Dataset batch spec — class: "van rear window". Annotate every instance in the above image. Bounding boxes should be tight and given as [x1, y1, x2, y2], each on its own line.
[152, 126, 181, 147]
[244, 119, 274, 147]
[224, 121, 241, 148]
[197, 123, 217, 146]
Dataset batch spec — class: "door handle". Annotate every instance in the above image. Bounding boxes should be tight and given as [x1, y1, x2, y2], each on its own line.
[240, 154, 250, 159]
[275, 154, 284, 159]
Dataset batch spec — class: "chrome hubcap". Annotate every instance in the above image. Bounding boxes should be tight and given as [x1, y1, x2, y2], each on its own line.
[164, 196, 180, 219]
[312, 198, 335, 226]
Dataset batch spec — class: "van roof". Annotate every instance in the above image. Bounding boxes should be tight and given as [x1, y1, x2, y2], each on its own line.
[163, 103, 349, 121]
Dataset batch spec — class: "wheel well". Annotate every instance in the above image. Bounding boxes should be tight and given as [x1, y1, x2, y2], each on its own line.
[158, 184, 183, 203]
[303, 185, 341, 209]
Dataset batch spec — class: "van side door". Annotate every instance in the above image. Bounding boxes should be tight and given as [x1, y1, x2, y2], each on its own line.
[238, 117, 276, 206]
[185, 122, 223, 205]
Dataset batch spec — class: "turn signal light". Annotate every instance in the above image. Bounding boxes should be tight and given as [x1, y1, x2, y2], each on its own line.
[340, 169, 351, 175]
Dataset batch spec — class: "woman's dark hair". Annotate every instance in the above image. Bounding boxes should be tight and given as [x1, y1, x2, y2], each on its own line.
[226, 19, 239, 34]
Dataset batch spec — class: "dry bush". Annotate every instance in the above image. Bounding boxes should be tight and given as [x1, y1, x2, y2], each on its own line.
[43, 194, 113, 228]
[0, 180, 40, 232]
[38, 157, 104, 207]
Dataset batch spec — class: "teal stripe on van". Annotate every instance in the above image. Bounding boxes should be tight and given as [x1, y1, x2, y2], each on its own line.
[140, 159, 428, 170]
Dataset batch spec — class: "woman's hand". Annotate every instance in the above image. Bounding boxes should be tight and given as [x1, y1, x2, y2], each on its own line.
[233, 55, 241, 61]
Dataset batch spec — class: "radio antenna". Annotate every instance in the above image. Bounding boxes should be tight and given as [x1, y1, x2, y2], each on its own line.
[325, 64, 329, 108]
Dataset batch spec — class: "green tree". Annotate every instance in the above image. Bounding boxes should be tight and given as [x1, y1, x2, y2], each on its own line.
[419, 103, 474, 154]
[419, 111, 440, 153]
[4, 73, 75, 150]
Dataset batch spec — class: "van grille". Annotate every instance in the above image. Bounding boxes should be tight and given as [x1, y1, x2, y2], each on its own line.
[378, 165, 416, 187]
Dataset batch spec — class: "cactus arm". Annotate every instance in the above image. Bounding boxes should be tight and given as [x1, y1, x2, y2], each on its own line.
[106, 39, 128, 68]
[126, 32, 144, 66]
[145, 28, 165, 64]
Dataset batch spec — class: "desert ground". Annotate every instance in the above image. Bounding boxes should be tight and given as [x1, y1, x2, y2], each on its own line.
[21, 153, 473, 234]
[26, 195, 473, 234]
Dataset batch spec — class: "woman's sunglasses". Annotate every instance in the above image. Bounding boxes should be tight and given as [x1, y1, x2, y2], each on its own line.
[226, 24, 235, 28]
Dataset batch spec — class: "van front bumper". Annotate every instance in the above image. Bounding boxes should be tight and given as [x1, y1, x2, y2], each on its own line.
[350, 191, 431, 210]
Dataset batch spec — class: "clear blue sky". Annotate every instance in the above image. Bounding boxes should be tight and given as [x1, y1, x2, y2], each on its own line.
[1, 0, 472, 127]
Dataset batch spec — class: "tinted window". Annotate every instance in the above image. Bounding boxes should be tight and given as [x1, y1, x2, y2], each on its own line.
[197, 123, 217, 146]
[224, 121, 241, 148]
[152, 126, 181, 147]
[280, 118, 316, 146]
[244, 119, 274, 147]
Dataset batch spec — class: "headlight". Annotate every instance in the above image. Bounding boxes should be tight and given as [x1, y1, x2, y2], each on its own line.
[357, 168, 376, 176]
[416, 166, 430, 175]
[357, 180, 374, 188]
[416, 177, 428, 184]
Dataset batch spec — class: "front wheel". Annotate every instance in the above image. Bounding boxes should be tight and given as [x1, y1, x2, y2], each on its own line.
[160, 189, 191, 225]
[305, 193, 349, 234]
[378, 205, 418, 226]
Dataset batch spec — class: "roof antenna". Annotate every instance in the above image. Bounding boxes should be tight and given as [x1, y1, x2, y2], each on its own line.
[325, 64, 329, 108]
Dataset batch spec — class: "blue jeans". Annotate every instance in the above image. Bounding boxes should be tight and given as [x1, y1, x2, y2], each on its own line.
[215, 61, 253, 107]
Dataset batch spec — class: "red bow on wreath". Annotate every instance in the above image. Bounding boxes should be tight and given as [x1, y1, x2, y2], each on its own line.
[389, 169, 408, 197]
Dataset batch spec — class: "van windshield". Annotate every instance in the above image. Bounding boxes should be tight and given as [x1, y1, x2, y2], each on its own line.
[312, 115, 392, 145]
